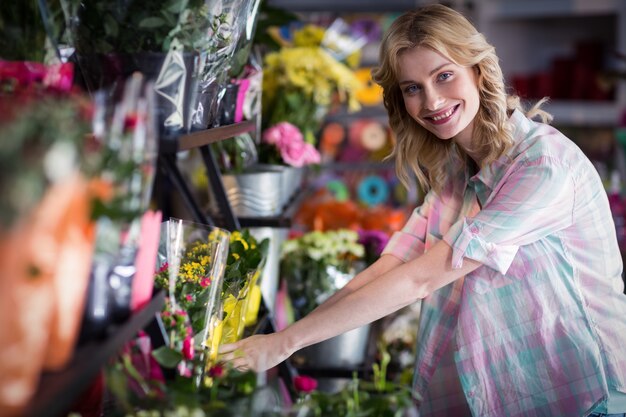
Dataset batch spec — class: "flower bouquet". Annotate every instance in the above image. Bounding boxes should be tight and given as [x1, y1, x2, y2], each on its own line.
[153, 218, 230, 381]
[261, 22, 363, 146]
[220, 230, 269, 345]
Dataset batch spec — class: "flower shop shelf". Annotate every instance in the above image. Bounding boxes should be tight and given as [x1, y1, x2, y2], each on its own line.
[25, 291, 165, 417]
[210, 186, 312, 228]
[161, 119, 257, 153]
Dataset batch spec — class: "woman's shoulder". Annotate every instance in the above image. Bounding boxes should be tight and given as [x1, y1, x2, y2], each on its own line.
[510, 111, 583, 166]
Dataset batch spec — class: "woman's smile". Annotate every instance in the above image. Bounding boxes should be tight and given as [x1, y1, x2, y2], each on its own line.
[425, 104, 460, 125]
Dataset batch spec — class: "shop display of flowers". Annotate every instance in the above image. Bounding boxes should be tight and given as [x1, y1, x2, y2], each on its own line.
[0, 60, 159, 416]
[103, 224, 269, 413]
[279, 229, 365, 320]
[291, 346, 420, 417]
[257, 22, 363, 169]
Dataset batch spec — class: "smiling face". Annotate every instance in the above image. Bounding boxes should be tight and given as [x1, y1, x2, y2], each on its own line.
[397, 45, 480, 150]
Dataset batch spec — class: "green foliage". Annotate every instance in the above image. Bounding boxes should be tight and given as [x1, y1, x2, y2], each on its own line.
[223, 229, 269, 296]
[280, 229, 365, 318]
[0, 0, 64, 61]
[63, 0, 212, 53]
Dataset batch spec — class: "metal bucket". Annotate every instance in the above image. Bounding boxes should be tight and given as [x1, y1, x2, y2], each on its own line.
[294, 324, 371, 369]
[216, 165, 285, 217]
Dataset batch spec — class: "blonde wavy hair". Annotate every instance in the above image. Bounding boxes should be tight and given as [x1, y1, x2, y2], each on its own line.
[372, 4, 550, 193]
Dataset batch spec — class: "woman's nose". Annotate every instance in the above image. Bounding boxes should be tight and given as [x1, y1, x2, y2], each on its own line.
[423, 87, 444, 111]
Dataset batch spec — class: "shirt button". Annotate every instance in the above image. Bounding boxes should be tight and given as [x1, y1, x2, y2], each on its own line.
[469, 225, 479, 234]
[468, 390, 475, 398]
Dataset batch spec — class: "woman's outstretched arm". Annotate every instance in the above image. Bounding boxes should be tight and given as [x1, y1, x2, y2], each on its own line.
[219, 239, 481, 372]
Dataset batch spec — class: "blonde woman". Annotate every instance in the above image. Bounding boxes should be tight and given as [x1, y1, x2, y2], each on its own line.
[221, 5, 626, 416]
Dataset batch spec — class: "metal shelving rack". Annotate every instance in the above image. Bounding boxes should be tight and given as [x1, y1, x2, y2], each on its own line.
[157, 121, 300, 399]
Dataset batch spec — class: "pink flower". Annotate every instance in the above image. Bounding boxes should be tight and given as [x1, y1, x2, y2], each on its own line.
[279, 136, 321, 168]
[208, 364, 224, 378]
[178, 361, 192, 378]
[185, 294, 193, 302]
[182, 336, 194, 360]
[157, 262, 169, 273]
[200, 277, 211, 288]
[294, 375, 318, 393]
[262, 122, 302, 147]
[263, 122, 321, 167]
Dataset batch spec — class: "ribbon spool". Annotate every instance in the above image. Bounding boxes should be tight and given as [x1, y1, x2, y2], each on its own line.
[326, 179, 350, 202]
[357, 175, 389, 206]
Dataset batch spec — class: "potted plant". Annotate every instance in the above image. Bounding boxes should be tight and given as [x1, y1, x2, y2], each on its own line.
[279, 229, 372, 370]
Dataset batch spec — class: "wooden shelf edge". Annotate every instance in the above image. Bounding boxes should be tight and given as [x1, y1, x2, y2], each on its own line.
[177, 120, 257, 151]
[26, 290, 165, 417]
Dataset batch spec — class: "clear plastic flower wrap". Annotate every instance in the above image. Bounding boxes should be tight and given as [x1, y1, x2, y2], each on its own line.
[154, 218, 230, 382]
[57, 0, 261, 138]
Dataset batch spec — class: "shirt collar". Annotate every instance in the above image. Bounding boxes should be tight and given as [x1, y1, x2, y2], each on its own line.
[466, 109, 530, 191]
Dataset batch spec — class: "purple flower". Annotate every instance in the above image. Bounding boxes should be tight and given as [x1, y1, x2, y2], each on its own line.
[358, 229, 390, 257]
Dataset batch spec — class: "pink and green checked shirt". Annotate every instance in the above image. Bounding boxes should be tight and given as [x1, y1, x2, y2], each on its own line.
[382, 110, 626, 417]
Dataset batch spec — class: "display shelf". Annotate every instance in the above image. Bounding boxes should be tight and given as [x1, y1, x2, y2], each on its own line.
[25, 291, 166, 417]
[267, 0, 418, 12]
[210, 186, 312, 229]
[488, 0, 623, 19]
[545, 100, 621, 127]
[324, 104, 388, 123]
[160, 120, 257, 153]
[477, 0, 626, 123]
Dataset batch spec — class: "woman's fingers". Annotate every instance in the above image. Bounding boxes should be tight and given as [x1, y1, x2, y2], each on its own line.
[231, 357, 250, 371]
[218, 342, 238, 354]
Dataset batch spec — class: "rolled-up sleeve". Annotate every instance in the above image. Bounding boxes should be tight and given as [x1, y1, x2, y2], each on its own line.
[443, 157, 575, 274]
[382, 190, 437, 262]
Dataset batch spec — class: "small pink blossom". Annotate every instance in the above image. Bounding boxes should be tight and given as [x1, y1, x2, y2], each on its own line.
[178, 361, 192, 378]
[208, 364, 224, 378]
[182, 336, 194, 360]
[185, 294, 193, 302]
[294, 375, 318, 393]
[157, 262, 169, 273]
[200, 277, 211, 288]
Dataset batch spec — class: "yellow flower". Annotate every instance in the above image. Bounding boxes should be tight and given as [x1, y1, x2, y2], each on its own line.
[293, 24, 326, 47]
[230, 231, 249, 250]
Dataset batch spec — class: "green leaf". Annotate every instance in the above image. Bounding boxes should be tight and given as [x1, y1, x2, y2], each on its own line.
[152, 346, 183, 368]
[103, 14, 118, 38]
[165, 0, 187, 14]
[139, 17, 167, 29]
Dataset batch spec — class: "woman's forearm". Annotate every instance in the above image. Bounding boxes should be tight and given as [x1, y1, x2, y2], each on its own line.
[279, 240, 481, 355]
[310, 254, 404, 314]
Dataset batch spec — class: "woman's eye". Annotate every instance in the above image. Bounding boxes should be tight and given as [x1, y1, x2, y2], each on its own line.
[438, 72, 453, 81]
[404, 84, 420, 94]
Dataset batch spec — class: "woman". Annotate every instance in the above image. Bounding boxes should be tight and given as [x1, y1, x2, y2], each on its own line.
[221, 5, 626, 416]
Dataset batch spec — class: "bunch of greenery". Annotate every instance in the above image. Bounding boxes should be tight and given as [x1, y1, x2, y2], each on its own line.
[293, 359, 419, 417]
[0, 1, 63, 61]
[62, 0, 213, 53]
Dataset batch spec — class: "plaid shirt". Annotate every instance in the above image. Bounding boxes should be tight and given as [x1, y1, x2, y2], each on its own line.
[383, 110, 626, 417]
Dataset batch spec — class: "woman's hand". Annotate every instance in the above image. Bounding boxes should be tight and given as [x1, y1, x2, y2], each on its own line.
[219, 333, 292, 372]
